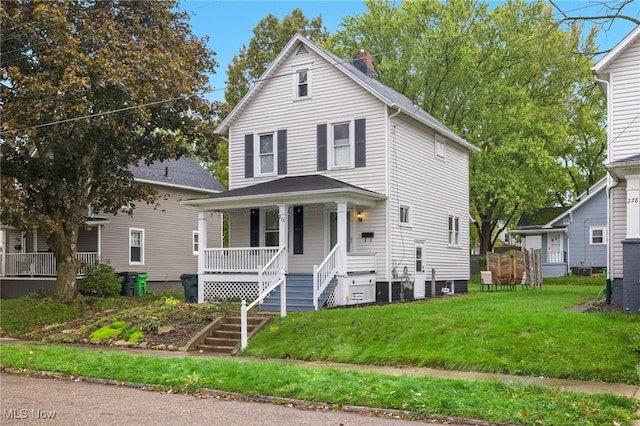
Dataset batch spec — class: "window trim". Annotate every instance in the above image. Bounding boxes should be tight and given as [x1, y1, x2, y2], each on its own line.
[448, 215, 460, 248]
[399, 203, 412, 227]
[589, 226, 606, 245]
[192, 231, 199, 256]
[292, 64, 312, 100]
[129, 228, 145, 265]
[329, 119, 355, 170]
[435, 136, 446, 160]
[254, 131, 277, 177]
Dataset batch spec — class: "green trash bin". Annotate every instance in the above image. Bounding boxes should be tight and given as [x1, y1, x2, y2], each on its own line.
[180, 274, 198, 303]
[135, 273, 148, 296]
[118, 272, 137, 297]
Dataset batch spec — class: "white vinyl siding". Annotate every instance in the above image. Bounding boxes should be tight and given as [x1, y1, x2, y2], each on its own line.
[388, 115, 470, 282]
[600, 35, 640, 278]
[227, 47, 387, 195]
[607, 40, 640, 162]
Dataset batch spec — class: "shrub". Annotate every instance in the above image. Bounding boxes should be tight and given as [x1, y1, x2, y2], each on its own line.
[78, 263, 121, 298]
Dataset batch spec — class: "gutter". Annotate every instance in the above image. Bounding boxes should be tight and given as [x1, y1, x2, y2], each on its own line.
[386, 106, 402, 285]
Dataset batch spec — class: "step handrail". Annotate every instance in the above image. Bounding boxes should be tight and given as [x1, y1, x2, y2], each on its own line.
[258, 245, 287, 295]
[313, 243, 340, 311]
[241, 270, 286, 350]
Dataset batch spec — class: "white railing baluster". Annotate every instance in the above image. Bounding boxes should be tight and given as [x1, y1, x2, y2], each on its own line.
[313, 244, 340, 311]
[202, 247, 279, 273]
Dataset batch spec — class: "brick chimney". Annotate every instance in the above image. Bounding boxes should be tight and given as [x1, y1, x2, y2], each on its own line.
[353, 49, 373, 77]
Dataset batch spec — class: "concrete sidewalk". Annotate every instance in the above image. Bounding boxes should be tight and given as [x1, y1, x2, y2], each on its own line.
[2, 337, 638, 401]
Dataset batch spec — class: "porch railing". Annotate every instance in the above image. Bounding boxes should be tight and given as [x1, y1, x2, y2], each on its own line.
[313, 243, 340, 311]
[544, 250, 567, 264]
[203, 247, 279, 273]
[4, 252, 98, 277]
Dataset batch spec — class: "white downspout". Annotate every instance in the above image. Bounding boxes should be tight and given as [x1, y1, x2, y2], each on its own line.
[594, 75, 615, 280]
[386, 105, 402, 302]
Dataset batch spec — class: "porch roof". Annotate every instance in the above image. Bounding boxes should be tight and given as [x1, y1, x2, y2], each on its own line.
[183, 175, 386, 211]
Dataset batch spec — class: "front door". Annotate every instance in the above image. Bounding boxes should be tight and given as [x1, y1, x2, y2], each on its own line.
[414, 241, 425, 298]
[548, 232, 563, 263]
[328, 210, 352, 253]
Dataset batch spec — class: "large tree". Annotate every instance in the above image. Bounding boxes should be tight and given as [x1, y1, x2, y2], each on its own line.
[1, 1, 217, 301]
[330, 0, 604, 253]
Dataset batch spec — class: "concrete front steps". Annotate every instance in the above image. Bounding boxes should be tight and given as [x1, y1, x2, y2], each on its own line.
[184, 314, 272, 355]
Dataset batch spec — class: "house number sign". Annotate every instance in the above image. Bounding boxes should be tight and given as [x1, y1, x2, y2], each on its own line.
[628, 198, 639, 204]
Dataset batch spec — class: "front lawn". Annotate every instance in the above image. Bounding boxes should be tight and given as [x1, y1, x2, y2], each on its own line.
[244, 285, 640, 384]
[0, 344, 636, 426]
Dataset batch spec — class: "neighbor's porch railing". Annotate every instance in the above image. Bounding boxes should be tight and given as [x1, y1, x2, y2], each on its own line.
[203, 247, 279, 272]
[4, 252, 98, 277]
[543, 250, 567, 264]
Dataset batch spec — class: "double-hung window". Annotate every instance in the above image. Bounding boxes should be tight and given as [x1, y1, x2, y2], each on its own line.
[448, 215, 460, 247]
[435, 137, 446, 160]
[297, 70, 308, 97]
[332, 122, 351, 168]
[293, 65, 312, 100]
[259, 133, 274, 174]
[192, 231, 199, 255]
[399, 204, 412, 227]
[129, 228, 144, 264]
[590, 227, 606, 245]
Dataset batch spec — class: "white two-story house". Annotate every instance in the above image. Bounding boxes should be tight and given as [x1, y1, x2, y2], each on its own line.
[593, 25, 640, 311]
[186, 34, 479, 311]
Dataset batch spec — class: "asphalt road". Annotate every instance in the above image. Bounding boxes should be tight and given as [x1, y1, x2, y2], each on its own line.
[0, 373, 459, 426]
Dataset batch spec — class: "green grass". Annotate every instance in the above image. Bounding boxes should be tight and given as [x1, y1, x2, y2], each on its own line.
[245, 285, 640, 384]
[0, 343, 636, 426]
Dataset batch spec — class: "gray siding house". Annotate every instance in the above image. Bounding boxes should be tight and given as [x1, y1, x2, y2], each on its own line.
[593, 25, 640, 311]
[512, 178, 608, 277]
[185, 34, 479, 310]
[1, 157, 224, 298]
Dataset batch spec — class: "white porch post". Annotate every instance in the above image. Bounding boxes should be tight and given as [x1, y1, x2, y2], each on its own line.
[278, 204, 289, 272]
[198, 211, 208, 275]
[197, 211, 208, 304]
[337, 201, 347, 276]
[97, 225, 102, 261]
[626, 176, 640, 239]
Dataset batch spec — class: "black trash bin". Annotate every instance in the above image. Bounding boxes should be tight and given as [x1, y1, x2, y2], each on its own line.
[180, 274, 198, 303]
[118, 272, 138, 297]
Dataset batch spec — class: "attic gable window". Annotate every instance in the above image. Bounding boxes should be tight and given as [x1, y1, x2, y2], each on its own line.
[435, 137, 446, 160]
[292, 65, 312, 100]
[298, 70, 308, 97]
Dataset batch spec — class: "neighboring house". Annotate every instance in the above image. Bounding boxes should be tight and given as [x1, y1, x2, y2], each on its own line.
[184, 34, 479, 311]
[512, 177, 608, 278]
[593, 25, 640, 311]
[0, 157, 224, 298]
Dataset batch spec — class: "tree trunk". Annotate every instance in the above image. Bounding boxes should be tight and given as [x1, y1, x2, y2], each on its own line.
[48, 223, 80, 302]
[479, 221, 494, 255]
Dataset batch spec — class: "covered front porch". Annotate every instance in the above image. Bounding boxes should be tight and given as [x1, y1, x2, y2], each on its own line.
[1, 218, 109, 278]
[185, 175, 386, 311]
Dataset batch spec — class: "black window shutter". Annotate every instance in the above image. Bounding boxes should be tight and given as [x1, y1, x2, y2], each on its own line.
[277, 129, 287, 175]
[250, 209, 259, 247]
[244, 134, 254, 178]
[293, 206, 303, 254]
[317, 124, 327, 171]
[355, 118, 366, 168]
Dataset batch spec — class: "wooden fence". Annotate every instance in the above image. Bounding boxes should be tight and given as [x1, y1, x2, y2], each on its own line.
[486, 249, 542, 289]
